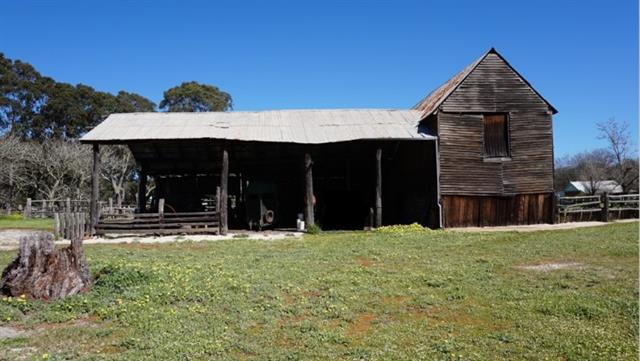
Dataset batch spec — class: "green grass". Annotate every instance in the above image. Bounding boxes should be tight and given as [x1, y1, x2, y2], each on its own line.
[0, 214, 53, 230]
[0, 222, 638, 360]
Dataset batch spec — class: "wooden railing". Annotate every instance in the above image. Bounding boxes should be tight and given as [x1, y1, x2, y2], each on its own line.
[96, 211, 220, 235]
[96, 197, 220, 236]
[24, 198, 134, 219]
[557, 194, 639, 223]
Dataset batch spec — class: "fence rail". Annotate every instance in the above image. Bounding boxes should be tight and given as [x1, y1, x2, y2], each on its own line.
[96, 197, 220, 236]
[24, 198, 135, 219]
[556, 193, 639, 223]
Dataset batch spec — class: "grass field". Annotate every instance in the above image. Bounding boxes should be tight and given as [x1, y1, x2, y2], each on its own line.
[0, 215, 53, 230]
[0, 222, 638, 360]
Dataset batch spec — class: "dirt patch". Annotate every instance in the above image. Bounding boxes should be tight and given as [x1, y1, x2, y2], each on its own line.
[278, 314, 307, 327]
[0, 229, 53, 251]
[383, 295, 408, 306]
[517, 261, 583, 272]
[354, 256, 373, 268]
[282, 293, 295, 305]
[302, 290, 321, 299]
[348, 313, 376, 336]
[0, 326, 24, 339]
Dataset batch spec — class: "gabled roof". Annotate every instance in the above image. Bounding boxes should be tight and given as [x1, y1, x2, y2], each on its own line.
[413, 48, 558, 117]
[80, 109, 435, 145]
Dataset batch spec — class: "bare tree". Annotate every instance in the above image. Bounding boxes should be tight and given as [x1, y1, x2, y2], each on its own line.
[32, 140, 91, 201]
[575, 149, 612, 195]
[0, 135, 33, 211]
[555, 149, 612, 195]
[597, 118, 639, 193]
[100, 145, 136, 207]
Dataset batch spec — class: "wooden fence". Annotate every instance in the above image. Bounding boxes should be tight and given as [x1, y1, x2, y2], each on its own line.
[24, 198, 134, 219]
[556, 193, 639, 223]
[53, 212, 90, 241]
[95, 197, 220, 236]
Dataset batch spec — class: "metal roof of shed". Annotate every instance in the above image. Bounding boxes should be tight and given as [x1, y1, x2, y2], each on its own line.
[80, 109, 435, 144]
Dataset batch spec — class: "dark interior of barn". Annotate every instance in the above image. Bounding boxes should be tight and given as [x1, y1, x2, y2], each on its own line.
[128, 139, 439, 230]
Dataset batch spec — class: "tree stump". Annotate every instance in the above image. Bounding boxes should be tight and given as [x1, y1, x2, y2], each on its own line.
[0, 232, 92, 301]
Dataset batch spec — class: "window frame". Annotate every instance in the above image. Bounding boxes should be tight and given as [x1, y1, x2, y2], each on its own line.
[482, 112, 511, 160]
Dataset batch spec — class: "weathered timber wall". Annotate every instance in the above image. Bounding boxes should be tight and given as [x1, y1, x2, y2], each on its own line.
[440, 53, 551, 113]
[442, 193, 553, 227]
[437, 52, 554, 196]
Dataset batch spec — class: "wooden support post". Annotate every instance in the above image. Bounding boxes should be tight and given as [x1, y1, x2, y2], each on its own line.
[158, 198, 165, 224]
[220, 149, 229, 235]
[215, 186, 221, 212]
[108, 198, 113, 214]
[24, 198, 31, 218]
[304, 153, 315, 227]
[90, 144, 100, 235]
[137, 169, 147, 213]
[602, 193, 609, 222]
[375, 148, 382, 228]
[66, 197, 71, 212]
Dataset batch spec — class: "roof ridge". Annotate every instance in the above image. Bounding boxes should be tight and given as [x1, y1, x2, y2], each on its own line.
[110, 108, 422, 116]
[412, 48, 557, 117]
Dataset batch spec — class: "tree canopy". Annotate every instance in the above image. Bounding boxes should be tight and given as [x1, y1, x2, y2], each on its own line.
[0, 53, 157, 140]
[160, 81, 232, 112]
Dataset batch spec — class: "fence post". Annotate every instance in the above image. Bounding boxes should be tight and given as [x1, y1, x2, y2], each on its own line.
[108, 198, 113, 214]
[54, 213, 60, 238]
[66, 198, 71, 212]
[602, 193, 609, 222]
[158, 198, 165, 224]
[24, 198, 32, 218]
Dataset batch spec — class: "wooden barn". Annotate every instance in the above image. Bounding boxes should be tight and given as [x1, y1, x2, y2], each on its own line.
[80, 48, 556, 233]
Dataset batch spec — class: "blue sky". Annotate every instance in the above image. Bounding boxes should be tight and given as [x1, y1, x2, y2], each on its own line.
[1, 0, 637, 157]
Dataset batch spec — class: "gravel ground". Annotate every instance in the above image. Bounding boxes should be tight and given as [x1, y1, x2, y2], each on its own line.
[450, 219, 637, 232]
[0, 229, 303, 251]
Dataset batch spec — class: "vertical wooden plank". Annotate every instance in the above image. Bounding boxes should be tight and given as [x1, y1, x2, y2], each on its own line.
[66, 197, 71, 212]
[90, 144, 100, 235]
[137, 169, 147, 213]
[72, 213, 81, 250]
[70, 212, 76, 243]
[304, 153, 315, 228]
[215, 186, 221, 212]
[602, 193, 609, 222]
[108, 198, 113, 214]
[375, 148, 382, 228]
[54, 213, 60, 238]
[220, 149, 229, 235]
[158, 198, 165, 225]
[24, 198, 31, 218]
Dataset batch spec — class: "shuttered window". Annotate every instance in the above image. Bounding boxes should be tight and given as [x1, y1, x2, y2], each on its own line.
[483, 114, 509, 158]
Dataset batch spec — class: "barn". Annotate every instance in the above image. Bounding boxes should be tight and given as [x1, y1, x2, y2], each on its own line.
[80, 48, 557, 233]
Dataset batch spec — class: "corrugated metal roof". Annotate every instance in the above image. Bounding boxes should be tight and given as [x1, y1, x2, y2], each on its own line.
[80, 109, 435, 144]
[567, 181, 623, 194]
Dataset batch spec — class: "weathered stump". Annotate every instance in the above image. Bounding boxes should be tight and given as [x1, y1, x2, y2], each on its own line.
[0, 232, 92, 301]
